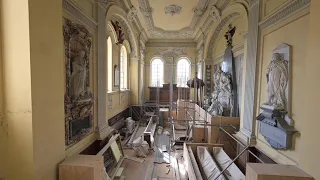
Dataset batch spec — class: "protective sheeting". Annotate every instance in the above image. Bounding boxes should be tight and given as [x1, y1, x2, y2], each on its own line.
[187, 146, 203, 180]
[197, 146, 226, 180]
[212, 147, 245, 180]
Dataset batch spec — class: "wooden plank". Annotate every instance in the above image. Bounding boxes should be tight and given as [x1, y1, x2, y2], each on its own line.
[246, 163, 314, 180]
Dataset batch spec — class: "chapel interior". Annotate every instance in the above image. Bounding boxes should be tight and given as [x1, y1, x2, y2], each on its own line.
[0, 0, 320, 180]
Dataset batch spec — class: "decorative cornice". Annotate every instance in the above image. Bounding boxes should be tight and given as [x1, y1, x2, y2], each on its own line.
[155, 46, 187, 57]
[145, 41, 197, 47]
[62, 0, 98, 29]
[207, 13, 240, 58]
[259, 0, 310, 30]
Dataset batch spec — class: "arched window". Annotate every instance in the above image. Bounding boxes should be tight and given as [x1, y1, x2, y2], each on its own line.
[120, 46, 128, 89]
[107, 37, 113, 91]
[177, 58, 190, 87]
[151, 58, 164, 87]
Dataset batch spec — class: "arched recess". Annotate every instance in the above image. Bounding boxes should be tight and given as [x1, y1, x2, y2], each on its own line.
[204, 2, 248, 59]
[106, 5, 139, 58]
[106, 21, 118, 44]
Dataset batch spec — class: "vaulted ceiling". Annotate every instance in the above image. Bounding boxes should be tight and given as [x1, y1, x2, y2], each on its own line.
[129, 0, 232, 40]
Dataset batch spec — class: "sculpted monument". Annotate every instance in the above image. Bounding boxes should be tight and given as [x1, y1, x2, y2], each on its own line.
[264, 53, 288, 110]
[205, 66, 233, 117]
[256, 44, 297, 150]
[64, 19, 94, 146]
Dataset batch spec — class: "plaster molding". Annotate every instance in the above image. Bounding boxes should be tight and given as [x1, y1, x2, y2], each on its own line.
[145, 41, 197, 47]
[207, 13, 240, 58]
[63, 0, 98, 29]
[164, 5, 182, 16]
[259, 0, 311, 30]
[127, 7, 138, 23]
[210, 5, 222, 22]
[138, 0, 213, 39]
[155, 46, 187, 58]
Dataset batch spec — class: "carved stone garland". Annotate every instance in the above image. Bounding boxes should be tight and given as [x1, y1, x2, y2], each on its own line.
[64, 19, 94, 146]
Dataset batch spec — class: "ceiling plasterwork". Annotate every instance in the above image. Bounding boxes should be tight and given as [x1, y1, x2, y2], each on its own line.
[164, 5, 182, 16]
[131, 0, 233, 40]
[136, 0, 211, 39]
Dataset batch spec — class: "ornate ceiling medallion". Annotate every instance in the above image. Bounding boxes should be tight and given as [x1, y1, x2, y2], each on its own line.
[164, 5, 182, 16]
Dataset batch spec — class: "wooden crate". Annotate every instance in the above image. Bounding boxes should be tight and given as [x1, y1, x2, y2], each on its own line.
[246, 163, 314, 180]
[59, 155, 105, 180]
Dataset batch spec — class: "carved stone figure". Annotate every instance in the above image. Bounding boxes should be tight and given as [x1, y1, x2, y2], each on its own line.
[205, 66, 233, 116]
[111, 20, 125, 44]
[203, 95, 212, 111]
[207, 90, 223, 116]
[264, 53, 288, 110]
[224, 24, 236, 47]
[70, 50, 88, 100]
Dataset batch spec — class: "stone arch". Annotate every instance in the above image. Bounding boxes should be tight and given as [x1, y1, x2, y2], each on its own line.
[205, 2, 248, 59]
[150, 55, 166, 64]
[106, 5, 139, 58]
[106, 21, 118, 44]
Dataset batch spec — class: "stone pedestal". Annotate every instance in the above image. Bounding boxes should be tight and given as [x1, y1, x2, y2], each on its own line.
[256, 105, 296, 149]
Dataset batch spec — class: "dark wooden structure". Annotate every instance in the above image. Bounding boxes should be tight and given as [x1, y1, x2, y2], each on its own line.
[148, 84, 190, 102]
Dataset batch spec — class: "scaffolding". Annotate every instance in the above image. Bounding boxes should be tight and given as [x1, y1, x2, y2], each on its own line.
[127, 61, 266, 180]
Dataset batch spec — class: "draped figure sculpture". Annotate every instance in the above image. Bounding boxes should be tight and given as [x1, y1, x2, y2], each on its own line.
[70, 50, 88, 100]
[264, 53, 288, 110]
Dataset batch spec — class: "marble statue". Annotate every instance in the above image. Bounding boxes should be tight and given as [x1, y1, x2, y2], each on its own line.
[264, 53, 288, 110]
[214, 67, 222, 89]
[207, 90, 223, 116]
[70, 50, 88, 100]
[203, 95, 212, 111]
[205, 65, 233, 116]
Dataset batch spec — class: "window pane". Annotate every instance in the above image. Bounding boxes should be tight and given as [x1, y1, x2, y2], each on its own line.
[177, 59, 190, 87]
[151, 59, 163, 87]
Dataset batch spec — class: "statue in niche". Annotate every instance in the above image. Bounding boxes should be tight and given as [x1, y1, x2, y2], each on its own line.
[224, 24, 236, 47]
[70, 50, 89, 101]
[111, 20, 125, 44]
[264, 53, 288, 110]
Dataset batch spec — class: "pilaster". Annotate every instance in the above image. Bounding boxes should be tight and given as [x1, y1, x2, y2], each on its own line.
[96, 4, 111, 140]
[239, 0, 260, 145]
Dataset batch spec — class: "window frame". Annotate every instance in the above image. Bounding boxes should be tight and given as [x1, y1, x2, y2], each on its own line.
[176, 58, 191, 87]
[120, 45, 127, 90]
[150, 58, 164, 87]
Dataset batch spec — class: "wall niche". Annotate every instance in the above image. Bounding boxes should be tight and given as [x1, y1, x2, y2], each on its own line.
[63, 19, 94, 146]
